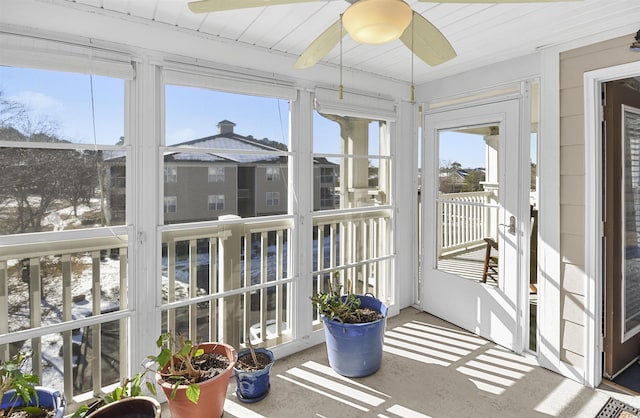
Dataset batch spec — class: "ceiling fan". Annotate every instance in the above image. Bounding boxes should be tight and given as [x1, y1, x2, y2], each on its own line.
[187, 0, 580, 69]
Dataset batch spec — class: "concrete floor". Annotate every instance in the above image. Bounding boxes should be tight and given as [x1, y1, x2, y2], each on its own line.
[162, 307, 640, 417]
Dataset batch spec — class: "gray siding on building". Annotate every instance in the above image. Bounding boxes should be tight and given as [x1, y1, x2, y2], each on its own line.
[164, 164, 238, 223]
[254, 164, 288, 215]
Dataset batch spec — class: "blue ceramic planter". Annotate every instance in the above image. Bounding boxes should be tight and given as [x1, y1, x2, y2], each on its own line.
[234, 348, 274, 402]
[322, 294, 388, 377]
[1, 386, 65, 418]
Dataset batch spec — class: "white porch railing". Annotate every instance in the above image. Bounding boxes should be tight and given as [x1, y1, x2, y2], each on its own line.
[437, 191, 498, 256]
[0, 232, 130, 405]
[311, 208, 393, 328]
[0, 209, 394, 411]
[160, 215, 295, 351]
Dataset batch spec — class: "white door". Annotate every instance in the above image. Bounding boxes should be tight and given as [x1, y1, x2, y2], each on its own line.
[421, 99, 525, 352]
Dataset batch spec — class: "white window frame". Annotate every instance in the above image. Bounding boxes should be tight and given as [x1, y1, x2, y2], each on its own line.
[266, 166, 279, 182]
[164, 166, 177, 183]
[208, 194, 225, 211]
[164, 196, 177, 213]
[208, 166, 225, 183]
[0, 35, 135, 406]
[311, 87, 397, 315]
[266, 191, 280, 206]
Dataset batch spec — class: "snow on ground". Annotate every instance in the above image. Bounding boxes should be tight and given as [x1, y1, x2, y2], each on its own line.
[6, 195, 289, 395]
[9, 253, 192, 393]
[8, 254, 123, 391]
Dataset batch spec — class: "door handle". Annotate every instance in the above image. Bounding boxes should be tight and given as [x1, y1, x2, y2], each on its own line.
[500, 215, 516, 235]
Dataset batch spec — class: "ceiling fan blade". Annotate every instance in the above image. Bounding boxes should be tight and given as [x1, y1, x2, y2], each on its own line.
[420, 0, 580, 3]
[294, 19, 346, 69]
[188, 0, 318, 13]
[399, 13, 456, 67]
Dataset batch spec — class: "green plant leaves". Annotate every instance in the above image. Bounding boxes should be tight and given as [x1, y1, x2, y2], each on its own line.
[310, 276, 365, 323]
[186, 384, 200, 404]
[0, 351, 40, 409]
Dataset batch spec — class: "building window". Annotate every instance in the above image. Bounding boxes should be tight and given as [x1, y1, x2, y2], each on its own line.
[208, 194, 225, 211]
[266, 167, 280, 182]
[208, 166, 225, 183]
[320, 187, 336, 208]
[164, 196, 177, 213]
[164, 166, 177, 183]
[320, 167, 335, 184]
[266, 191, 280, 206]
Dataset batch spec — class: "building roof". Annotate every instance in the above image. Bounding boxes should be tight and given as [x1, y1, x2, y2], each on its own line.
[168, 121, 284, 164]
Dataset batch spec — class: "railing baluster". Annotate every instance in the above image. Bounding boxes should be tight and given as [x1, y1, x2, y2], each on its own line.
[361, 219, 367, 295]
[350, 221, 356, 293]
[189, 239, 197, 340]
[329, 223, 336, 270]
[275, 229, 284, 343]
[91, 251, 101, 395]
[29, 257, 42, 380]
[242, 233, 251, 344]
[318, 223, 325, 274]
[189, 239, 199, 341]
[209, 238, 218, 342]
[371, 218, 377, 295]
[62, 254, 73, 400]
[119, 248, 128, 384]
[438, 191, 493, 255]
[167, 242, 176, 333]
[259, 232, 268, 344]
[0, 261, 8, 361]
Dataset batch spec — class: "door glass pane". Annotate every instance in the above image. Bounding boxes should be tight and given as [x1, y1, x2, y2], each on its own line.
[436, 125, 499, 286]
[529, 82, 540, 352]
[623, 105, 640, 338]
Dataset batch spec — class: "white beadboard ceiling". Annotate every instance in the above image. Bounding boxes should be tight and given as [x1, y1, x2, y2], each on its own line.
[6, 0, 640, 85]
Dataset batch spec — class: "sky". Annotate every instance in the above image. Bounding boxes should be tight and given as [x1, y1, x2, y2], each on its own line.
[0, 67, 124, 145]
[0, 65, 490, 168]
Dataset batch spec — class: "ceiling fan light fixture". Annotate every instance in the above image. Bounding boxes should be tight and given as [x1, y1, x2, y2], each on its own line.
[342, 0, 412, 45]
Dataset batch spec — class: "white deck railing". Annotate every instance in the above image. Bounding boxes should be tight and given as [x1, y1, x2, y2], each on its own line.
[438, 191, 498, 255]
[311, 208, 393, 328]
[160, 215, 295, 351]
[0, 208, 394, 410]
[0, 232, 130, 405]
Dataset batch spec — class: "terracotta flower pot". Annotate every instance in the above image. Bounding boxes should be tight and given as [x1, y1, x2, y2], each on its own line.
[157, 342, 237, 418]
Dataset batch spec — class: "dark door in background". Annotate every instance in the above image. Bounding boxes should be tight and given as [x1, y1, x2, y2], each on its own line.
[603, 79, 640, 378]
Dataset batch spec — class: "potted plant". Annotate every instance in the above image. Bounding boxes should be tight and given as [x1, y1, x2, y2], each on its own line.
[149, 333, 237, 418]
[233, 337, 274, 403]
[311, 273, 388, 377]
[85, 396, 161, 418]
[0, 351, 65, 418]
[71, 371, 161, 418]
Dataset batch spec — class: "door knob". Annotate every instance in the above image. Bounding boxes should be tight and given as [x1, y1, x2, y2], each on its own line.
[500, 215, 516, 235]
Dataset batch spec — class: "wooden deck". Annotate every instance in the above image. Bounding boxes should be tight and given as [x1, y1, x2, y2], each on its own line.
[437, 247, 498, 285]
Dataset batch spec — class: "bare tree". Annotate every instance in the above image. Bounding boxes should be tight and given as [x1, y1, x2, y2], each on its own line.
[0, 90, 27, 128]
[0, 92, 100, 234]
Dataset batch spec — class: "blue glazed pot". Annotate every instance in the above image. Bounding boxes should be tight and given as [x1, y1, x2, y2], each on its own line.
[322, 294, 388, 377]
[1, 386, 65, 418]
[234, 348, 274, 402]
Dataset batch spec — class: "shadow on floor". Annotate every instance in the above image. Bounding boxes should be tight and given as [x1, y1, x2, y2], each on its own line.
[160, 307, 618, 418]
[612, 362, 640, 394]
